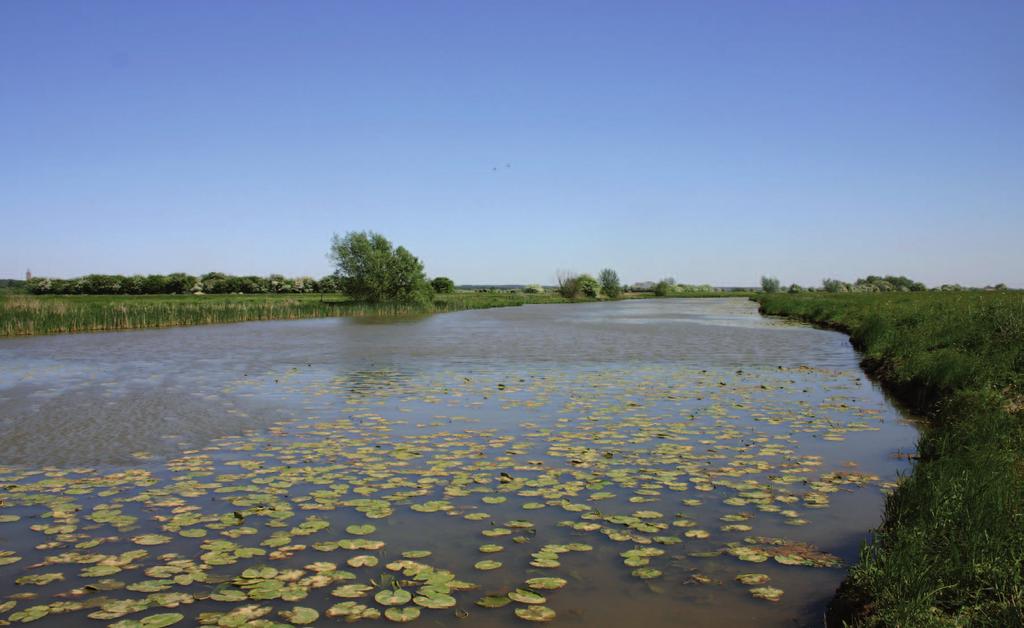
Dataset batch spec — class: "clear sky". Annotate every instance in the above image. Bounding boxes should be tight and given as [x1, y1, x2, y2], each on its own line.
[2, 1, 1022, 287]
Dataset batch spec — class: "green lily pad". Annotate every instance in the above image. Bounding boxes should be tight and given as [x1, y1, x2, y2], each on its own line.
[375, 589, 413, 606]
[111, 612, 185, 627]
[631, 568, 662, 579]
[384, 606, 421, 622]
[132, 534, 172, 546]
[508, 588, 546, 604]
[346, 555, 379, 568]
[515, 605, 556, 622]
[524, 577, 566, 590]
[279, 606, 319, 624]
[413, 592, 457, 609]
[476, 595, 512, 608]
[332, 583, 373, 598]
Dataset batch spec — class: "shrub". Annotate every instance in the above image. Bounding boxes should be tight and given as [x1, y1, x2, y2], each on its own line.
[599, 268, 622, 298]
[654, 279, 675, 297]
[577, 274, 600, 298]
[556, 271, 581, 299]
[760, 276, 781, 293]
[431, 277, 456, 294]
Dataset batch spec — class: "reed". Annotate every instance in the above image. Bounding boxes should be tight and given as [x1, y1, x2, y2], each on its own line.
[0, 292, 571, 336]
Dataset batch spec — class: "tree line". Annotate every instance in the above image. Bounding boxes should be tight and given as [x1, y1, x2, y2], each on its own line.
[22, 232, 459, 301]
[757, 274, 1007, 293]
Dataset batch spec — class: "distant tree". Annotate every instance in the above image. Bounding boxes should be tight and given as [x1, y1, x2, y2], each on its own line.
[164, 273, 195, 294]
[760, 276, 781, 293]
[821, 278, 845, 293]
[599, 268, 622, 298]
[139, 275, 167, 294]
[855, 275, 925, 292]
[787, 283, 804, 293]
[328, 231, 431, 304]
[523, 284, 544, 294]
[431, 277, 456, 294]
[318, 275, 341, 293]
[654, 278, 676, 297]
[577, 274, 600, 298]
[201, 272, 230, 294]
[293, 276, 317, 293]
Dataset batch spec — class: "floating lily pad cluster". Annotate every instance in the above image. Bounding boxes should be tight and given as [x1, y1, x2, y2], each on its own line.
[0, 365, 897, 624]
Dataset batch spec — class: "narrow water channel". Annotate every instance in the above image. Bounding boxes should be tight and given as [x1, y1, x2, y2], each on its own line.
[0, 298, 917, 627]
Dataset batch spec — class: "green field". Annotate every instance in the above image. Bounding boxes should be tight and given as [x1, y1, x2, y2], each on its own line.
[756, 291, 1024, 627]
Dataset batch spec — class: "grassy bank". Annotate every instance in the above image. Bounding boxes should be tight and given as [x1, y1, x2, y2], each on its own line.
[756, 292, 1024, 627]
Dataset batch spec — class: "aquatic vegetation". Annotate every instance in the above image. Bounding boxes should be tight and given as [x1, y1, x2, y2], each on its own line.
[0, 362, 903, 626]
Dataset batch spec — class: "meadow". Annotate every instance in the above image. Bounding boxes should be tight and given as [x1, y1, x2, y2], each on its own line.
[756, 291, 1024, 627]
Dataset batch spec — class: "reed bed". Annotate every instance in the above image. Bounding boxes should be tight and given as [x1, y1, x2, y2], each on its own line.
[0, 293, 572, 336]
[0, 290, 754, 337]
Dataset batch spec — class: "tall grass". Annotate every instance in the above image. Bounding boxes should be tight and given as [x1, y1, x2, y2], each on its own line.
[756, 292, 1024, 627]
[0, 292, 574, 336]
[0, 290, 760, 337]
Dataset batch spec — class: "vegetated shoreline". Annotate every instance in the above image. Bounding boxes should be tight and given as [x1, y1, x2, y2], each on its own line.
[755, 292, 1024, 627]
[0, 291, 758, 337]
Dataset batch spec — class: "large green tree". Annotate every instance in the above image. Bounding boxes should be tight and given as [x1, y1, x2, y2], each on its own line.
[328, 231, 431, 304]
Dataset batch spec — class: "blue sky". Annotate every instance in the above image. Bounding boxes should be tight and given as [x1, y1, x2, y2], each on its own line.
[2, 1, 1022, 287]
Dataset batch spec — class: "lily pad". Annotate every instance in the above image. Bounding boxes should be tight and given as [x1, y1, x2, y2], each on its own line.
[384, 606, 421, 622]
[508, 588, 546, 605]
[750, 586, 784, 602]
[514, 605, 556, 622]
[524, 577, 567, 590]
[375, 589, 413, 606]
[476, 595, 512, 608]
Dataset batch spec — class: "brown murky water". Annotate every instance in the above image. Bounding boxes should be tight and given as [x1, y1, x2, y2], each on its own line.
[0, 298, 917, 627]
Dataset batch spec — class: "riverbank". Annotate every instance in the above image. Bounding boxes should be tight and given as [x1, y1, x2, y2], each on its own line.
[0, 291, 756, 337]
[755, 292, 1024, 627]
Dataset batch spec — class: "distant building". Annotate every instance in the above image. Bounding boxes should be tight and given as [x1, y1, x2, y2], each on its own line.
[25, 269, 31, 281]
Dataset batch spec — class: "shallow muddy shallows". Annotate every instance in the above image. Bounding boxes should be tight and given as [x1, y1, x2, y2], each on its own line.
[0, 298, 916, 627]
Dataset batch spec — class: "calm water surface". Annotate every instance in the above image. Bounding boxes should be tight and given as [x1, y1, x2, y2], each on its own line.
[0, 298, 917, 627]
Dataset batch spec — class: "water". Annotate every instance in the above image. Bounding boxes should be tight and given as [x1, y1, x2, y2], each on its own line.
[0, 298, 917, 626]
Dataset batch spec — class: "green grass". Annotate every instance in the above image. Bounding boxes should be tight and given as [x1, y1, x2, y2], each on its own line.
[755, 292, 1024, 627]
